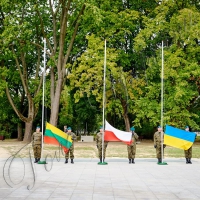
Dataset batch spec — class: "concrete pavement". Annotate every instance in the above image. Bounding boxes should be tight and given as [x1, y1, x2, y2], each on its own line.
[1, 158, 200, 200]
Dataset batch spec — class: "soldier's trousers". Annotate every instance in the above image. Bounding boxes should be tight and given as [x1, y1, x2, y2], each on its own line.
[156, 146, 164, 159]
[184, 146, 192, 159]
[33, 144, 41, 158]
[65, 144, 74, 159]
[127, 145, 136, 159]
[97, 144, 107, 159]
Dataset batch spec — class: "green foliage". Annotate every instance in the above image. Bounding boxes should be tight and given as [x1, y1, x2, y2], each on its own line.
[133, 1, 200, 129]
[0, 129, 10, 139]
[58, 86, 74, 128]
[1, 0, 200, 135]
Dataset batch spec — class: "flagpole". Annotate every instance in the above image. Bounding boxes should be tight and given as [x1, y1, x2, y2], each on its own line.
[160, 40, 167, 165]
[38, 38, 47, 164]
[100, 39, 107, 165]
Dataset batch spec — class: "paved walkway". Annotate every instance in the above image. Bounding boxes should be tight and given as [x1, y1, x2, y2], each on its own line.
[1, 158, 200, 200]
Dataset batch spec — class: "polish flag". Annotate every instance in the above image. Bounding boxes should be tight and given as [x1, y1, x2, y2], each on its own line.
[104, 121, 132, 145]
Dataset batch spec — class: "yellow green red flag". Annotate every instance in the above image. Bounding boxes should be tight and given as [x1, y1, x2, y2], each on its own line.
[44, 122, 72, 152]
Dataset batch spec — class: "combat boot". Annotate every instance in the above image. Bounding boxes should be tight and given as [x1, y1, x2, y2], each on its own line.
[71, 159, 74, 164]
[100, 158, 102, 163]
[186, 158, 189, 164]
[157, 158, 162, 163]
[129, 159, 131, 164]
[34, 158, 38, 163]
[65, 159, 68, 164]
[37, 158, 40, 162]
[132, 159, 135, 164]
[188, 158, 192, 164]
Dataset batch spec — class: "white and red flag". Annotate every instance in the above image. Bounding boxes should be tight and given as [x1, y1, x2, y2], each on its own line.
[104, 121, 132, 145]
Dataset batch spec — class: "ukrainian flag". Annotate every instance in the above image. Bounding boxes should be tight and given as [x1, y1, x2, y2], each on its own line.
[164, 125, 196, 150]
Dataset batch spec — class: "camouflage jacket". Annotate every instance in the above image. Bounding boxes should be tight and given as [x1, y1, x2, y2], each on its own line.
[154, 131, 163, 146]
[96, 132, 108, 146]
[129, 132, 139, 146]
[67, 132, 76, 143]
[32, 132, 42, 145]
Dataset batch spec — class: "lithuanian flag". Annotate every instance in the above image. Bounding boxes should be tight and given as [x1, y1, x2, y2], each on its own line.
[164, 125, 196, 150]
[44, 123, 72, 152]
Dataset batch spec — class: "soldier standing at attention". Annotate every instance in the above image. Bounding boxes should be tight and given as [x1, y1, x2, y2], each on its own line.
[32, 126, 42, 163]
[154, 126, 166, 163]
[184, 126, 194, 164]
[127, 126, 139, 164]
[96, 126, 108, 163]
[65, 127, 76, 164]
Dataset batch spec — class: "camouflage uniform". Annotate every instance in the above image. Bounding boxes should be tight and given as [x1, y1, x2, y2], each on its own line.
[32, 131, 42, 162]
[184, 147, 192, 160]
[154, 131, 165, 162]
[96, 132, 108, 161]
[127, 132, 139, 161]
[184, 130, 196, 164]
[65, 132, 76, 160]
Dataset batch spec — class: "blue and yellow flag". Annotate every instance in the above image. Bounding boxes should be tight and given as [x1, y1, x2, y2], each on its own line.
[164, 125, 196, 150]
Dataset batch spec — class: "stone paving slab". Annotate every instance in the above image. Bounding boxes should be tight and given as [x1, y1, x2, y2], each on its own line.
[0, 158, 200, 200]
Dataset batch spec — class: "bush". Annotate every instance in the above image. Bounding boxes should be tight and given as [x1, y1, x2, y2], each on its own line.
[195, 136, 200, 142]
[0, 130, 11, 139]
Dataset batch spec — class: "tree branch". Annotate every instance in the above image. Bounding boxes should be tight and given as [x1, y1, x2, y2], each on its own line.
[5, 86, 28, 122]
[35, 7, 54, 53]
[63, 4, 86, 71]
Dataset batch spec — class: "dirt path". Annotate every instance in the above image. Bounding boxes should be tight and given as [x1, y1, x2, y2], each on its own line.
[0, 146, 10, 158]
[0, 139, 199, 158]
[0, 139, 153, 158]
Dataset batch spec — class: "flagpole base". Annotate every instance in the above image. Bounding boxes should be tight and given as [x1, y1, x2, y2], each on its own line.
[38, 160, 47, 164]
[157, 162, 168, 165]
[98, 162, 108, 165]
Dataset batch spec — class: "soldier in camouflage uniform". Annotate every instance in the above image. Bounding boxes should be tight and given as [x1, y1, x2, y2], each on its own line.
[127, 126, 139, 164]
[154, 126, 166, 163]
[96, 126, 108, 163]
[65, 127, 76, 164]
[184, 126, 195, 164]
[32, 126, 42, 163]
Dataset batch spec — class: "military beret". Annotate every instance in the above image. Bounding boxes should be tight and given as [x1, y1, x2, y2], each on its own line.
[67, 127, 72, 130]
[157, 125, 161, 128]
[36, 126, 40, 129]
[130, 126, 135, 131]
[185, 126, 189, 129]
[100, 126, 103, 129]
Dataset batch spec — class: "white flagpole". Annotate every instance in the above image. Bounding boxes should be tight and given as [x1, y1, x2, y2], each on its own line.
[102, 40, 106, 163]
[41, 38, 46, 161]
[161, 40, 164, 163]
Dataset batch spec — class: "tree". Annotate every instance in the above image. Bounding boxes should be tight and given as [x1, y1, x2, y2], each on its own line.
[67, 0, 153, 131]
[134, 1, 200, 129]
[0, 1, 43, 142]
[34, 0, 86, 126]
[0, 0, 88, 141]
[0, 93, 19, 139]
[69, 35, 146, 131]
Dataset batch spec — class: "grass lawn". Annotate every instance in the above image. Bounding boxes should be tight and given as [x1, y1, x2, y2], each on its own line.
[1, 139, 200, 158]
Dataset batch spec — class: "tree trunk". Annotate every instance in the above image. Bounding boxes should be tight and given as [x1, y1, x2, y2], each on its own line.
[17, 123, 23, 141]
[121, 99, 130, 131]
[47, 3, 85, 127]
[50, 77, 63, 126]
[123, 113, 130, 132]
[23, 121, 33, 142]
